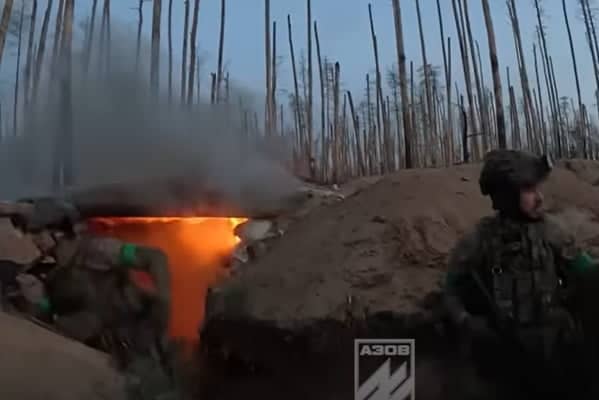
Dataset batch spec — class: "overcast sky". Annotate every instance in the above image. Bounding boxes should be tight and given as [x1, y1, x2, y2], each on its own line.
[1, 0, 598, 116]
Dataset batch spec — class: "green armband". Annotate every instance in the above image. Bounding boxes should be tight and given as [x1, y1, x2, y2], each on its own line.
[570, 251, 596, 273]
[38, 297, 51, 313]
[120, 243, 138, 267]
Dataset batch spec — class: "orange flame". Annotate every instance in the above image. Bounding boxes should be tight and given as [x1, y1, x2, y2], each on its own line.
[89, 216, 247, 342]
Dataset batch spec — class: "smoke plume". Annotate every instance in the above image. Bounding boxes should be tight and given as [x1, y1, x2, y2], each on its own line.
[0, 26, 301, 214]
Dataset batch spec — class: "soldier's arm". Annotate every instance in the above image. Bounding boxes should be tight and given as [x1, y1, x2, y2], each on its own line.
[83, 238, 171, 331]
[120, 244, 171, 330]
[444, 229, 483, 326]
[545, 220, 597, 274]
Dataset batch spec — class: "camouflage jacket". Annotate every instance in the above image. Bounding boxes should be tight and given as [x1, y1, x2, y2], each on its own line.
[444, 214, 595, 329]
[48, 236, 171, 343]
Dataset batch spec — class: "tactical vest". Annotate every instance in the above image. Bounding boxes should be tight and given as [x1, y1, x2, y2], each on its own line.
[478, 217, 563, 328]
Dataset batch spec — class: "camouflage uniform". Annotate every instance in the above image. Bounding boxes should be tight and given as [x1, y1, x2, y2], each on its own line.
[4, 199, 178, 399]
[444, 150, 596, 398]
[47, 236, 176, 400]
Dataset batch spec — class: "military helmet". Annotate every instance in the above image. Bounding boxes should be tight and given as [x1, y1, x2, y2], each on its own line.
[479, 149, 552, 206]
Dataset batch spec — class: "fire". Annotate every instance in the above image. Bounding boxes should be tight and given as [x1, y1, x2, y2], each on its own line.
[89, 216, 247, 342]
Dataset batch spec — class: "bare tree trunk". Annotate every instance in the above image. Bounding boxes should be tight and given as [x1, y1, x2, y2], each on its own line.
[507, 0, 537, 152]
[103, 0, 110, 74]
[538, 28, 558, 154]
[187, 0, 200, 105]
[368, 4, 386, 172]
[583, 0, 599, 65]
[391, 0, 413, 168]
[264, 0, 271, 135]
[224, 73, 230, 106]
[13, 1, 25, 136]
[24, 0, 38, 108]
[480, 0, 506, 148]
[348, 90, 365, 175]
[51, 0, 65, 76]
[299, 55, 307, 131]
[210, 72, 216, 104]
[280, 103, 284, 138]
[534, 1, 560, 155]
[135, 0, 143, 72]
[410, 62, 418, 166]
[580, 0, 599, 154]
[533, 44, 546, 150]
[83, 0, 97, 75]
[0, 0, 14, 67]
[271, 21, 277, 134]
[461, 0, 487, 155]
[388, 71, 402, 168]
[197, 55, 201, 103]
[507, 68, 517, 147]
[306, 0, 314, 177]
[415, 0, 434, 165]
[451, 0, 477, 162]
[332, 62, 340, 183]
[216, 0, 226, 103]
[459, 94, 468, 161]
[58, 0, 74, 187]
[343, 93, 349, 176]
[99, 1, 106, 64]
[562, 0, 584, 158]
[288, 15, 303, 154]
[225, 73, 230, 105]
[539, 36, 553, 153]
[181, 0, 189, 104]
[150, 0, 162, 95]
[365, 74, 373, 173]
[33, 0, 53, 98]
[167, 0, 173, 104]
[548, 56, 565, 155]
[436, 0, 453, 165]
[314, 21, 326, 180]
[476, 42, 494, 146]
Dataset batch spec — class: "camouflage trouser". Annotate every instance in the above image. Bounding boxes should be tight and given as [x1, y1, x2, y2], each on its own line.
[124, 355, 180, 400]
[110, 322, 184, 400]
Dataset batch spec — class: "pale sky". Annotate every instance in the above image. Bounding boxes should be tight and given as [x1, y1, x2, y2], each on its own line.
[1, 0, 598, 117]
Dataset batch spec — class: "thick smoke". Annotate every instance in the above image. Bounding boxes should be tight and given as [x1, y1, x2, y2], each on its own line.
[0, 26, 301, 213]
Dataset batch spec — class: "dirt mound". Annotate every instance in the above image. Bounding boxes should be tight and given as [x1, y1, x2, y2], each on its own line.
[207, 162, 599, 327]
[0, 311, 125, 400]
[199, 161, 599, 399]
[558, 159, 599, 186]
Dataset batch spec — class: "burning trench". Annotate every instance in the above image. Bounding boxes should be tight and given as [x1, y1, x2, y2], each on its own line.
[88, 216, 248, 343]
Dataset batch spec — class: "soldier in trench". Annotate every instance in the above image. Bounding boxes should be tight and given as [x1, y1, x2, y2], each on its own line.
[3, 199, 178, 398]
[444, 149, 599, 399]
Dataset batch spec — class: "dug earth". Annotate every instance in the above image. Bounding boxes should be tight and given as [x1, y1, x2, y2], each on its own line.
[197, 160, 599, 399]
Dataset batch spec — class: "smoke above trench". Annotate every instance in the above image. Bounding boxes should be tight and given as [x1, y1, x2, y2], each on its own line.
[0, 25, 300, 212]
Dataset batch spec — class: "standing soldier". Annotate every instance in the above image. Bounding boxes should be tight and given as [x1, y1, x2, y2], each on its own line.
[444, 149, 597, 399]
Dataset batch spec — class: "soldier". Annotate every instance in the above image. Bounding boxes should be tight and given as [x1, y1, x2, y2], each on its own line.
[444, 149, 597, 399]
[36, 230, 170, 350]
[7, 199, 178, 399]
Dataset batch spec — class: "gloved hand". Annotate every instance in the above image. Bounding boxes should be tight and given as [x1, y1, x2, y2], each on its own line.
[15, 273, 47, 306]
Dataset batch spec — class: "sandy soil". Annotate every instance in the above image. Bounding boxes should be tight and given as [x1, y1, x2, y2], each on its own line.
[0, 311, 125, 400]
[207, 161, 599, 328]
